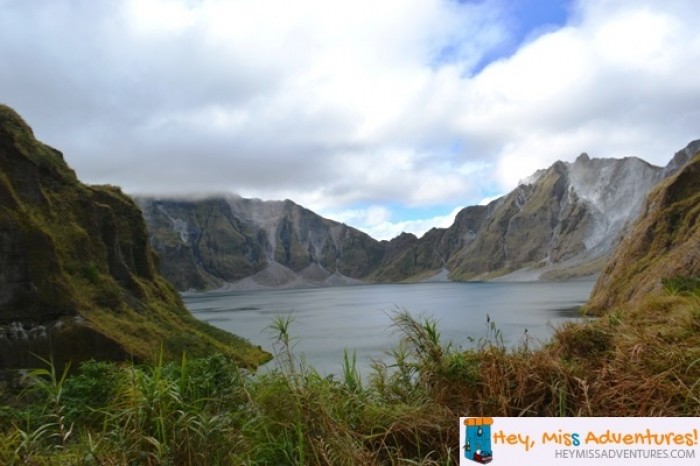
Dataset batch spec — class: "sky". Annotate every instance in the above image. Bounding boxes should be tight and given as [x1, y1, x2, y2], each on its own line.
[1, 0, 699, 240]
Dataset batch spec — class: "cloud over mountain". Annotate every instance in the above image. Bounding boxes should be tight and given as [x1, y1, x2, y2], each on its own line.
[1, 0, 699, 239]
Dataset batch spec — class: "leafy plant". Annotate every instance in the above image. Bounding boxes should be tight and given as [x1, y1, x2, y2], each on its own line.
[23, 356, 73, 449]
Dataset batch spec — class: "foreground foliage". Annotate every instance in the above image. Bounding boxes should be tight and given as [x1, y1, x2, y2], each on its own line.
[1, 287, 699, 465]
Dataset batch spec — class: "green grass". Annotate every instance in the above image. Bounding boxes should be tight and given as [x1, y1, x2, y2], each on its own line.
[663, 275, 700, 296]
[1, 288, 698, 465]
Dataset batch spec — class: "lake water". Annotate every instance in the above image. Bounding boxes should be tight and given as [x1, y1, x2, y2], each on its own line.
[183, 281, 594, 377]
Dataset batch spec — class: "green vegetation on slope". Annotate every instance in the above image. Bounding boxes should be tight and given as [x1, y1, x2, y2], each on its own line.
[0, 104, 269, 368]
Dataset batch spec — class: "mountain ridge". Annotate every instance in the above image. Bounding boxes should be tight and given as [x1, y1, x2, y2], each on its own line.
[140, 140, 697, 291]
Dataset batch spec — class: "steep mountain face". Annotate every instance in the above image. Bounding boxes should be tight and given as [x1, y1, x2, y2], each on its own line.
[136, 197, 267, 290]
[140, 141, 697, 291]
[371, 146, 695, 282]
[138, 196, 384, 290]
[446, 160, 592, 279]
[368, 205, 492, 282]
[0, 105, 269, 369]
[586, 151, 700, 314]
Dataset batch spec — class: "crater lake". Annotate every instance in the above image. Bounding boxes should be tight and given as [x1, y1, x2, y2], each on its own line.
[184, 280, 594, 376]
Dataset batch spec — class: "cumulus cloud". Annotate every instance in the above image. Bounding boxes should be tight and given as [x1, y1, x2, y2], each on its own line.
[462, 0, 700, 188]
[1, 0, 699, 239]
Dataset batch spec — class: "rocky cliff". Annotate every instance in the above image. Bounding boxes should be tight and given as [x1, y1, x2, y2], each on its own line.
[586, 150, 700, 314]
[138, 196, 384, 290]
[140, 142, 697, 291]
[0, 105, 269, 369]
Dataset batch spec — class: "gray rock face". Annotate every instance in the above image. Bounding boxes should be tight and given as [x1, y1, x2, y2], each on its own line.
[569, 154, 663, 253]
[587, 149, 700, 314]
[138, 196, 384, 290]
[443, 141, 695, 281]
[140, 141, 698, 290]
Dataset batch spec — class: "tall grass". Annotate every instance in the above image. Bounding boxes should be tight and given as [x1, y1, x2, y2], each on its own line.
[1, 290, 698, 465]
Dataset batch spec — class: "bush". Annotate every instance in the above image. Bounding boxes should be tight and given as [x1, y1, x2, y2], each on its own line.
[62, 360, 122, 425]
[663, 276, 700, 296]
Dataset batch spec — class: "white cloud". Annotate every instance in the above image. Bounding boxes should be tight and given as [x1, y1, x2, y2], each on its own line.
[324, 206, 463, 241]
[328, 205, 392, 229]
[478, 193, 503, 206]
[1, 0, 699, 239]
[457, 0, 700, 190]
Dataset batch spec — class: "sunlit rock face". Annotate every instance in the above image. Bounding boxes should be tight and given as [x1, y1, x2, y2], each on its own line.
[587, 149, 700, 315]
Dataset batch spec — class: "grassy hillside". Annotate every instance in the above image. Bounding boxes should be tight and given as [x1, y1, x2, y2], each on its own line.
[0, 105, 269, 368]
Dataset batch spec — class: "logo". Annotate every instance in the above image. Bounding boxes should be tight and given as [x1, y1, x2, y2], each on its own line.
[463, 417, 494, 464]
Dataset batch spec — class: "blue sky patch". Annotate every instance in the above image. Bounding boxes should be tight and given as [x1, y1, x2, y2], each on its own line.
[451, 0, 572, 74]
